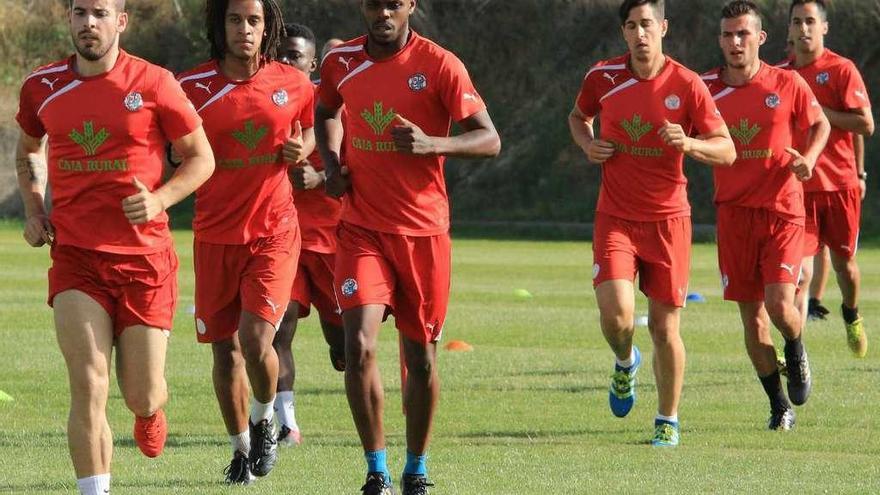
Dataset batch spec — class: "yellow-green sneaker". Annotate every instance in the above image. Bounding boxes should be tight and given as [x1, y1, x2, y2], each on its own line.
[845, 317, 868, 358]
[652, 420, 679, 447]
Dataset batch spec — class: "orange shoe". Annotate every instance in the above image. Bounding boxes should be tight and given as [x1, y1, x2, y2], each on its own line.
[134, 409, 167, 458]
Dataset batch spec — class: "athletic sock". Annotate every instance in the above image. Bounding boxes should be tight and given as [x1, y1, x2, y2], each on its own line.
[365, 449, 391, 481]
[615, 347, 635, 369]
[230, 430, 250, 455]
[76, 474, 110, 495]
[404, 450, 428, 476]
[842, 304, 860, 324]
[273, 391, 298, 430]
[249, 396, 275, 425]
[783, 335, 804, 358]
[655, 413, 678, 424]
[759, 370, 790, 412]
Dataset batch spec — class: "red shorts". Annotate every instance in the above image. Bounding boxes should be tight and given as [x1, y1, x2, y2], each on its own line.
[48, 244, 178, 336]
[592, 213, 691, 307]
[716, 206, 804, 302]
[291, 249, 342, 326]
[193, 228, 300, 343]
[803, 188, 861, 259]
[334, 222, 450, 345]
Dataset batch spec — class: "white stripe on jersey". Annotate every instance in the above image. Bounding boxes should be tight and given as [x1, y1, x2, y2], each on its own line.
[712, 87, 736, 101]
[179, 69, 218, 84]
[775, 61, 792, 68]
[701, 73, 719, 81]
[584, 64, 626, 80]
[321, 45, 364, 65]
[196, 83, 236, 113]
[337, 60, 375, 91]
[599, 78, 638, 102]
[37, 80, 83, 115]
[25, 64, 68, 82]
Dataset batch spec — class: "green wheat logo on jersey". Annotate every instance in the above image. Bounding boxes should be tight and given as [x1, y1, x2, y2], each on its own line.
[621, 115, 653, 142]
[232, 120, 268, 151]
[69, 121, 109, 156]
[362, 101, 396, 135]
[729, 118, 761, 146]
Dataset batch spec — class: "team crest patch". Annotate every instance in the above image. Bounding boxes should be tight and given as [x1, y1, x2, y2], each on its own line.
[721, 274, 729, 290]
[664, 94, 681, 110]
[765, 93, 780, 109]
[816, 72, 830, 85]
[341, 278, 358, 297]
[592, 264, 601, 280]
[408, 73, 427, 92]
[272, 89, 288, 106]
[124, 92, 143, 112]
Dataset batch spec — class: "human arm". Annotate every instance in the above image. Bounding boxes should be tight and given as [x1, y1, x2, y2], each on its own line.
[658, 121, 736, 167]
[122, 126, 215, 224]
[568, 105, 616, 165]
[822, 106, 874, 136]
[391, 110, 501, 158]
[15, 129, 53, 247]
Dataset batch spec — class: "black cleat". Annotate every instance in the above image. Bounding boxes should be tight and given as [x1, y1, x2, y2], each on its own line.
[248, 419, 277, 477]
[224, 450, 254, 485]
[402, 474, 434, 495]
[807, 299, 829, 321]
[361, 472, 397, 495]
[784, 342, 812, 406]
[768, 408, 796, 431]
[329, 346, 346, 372]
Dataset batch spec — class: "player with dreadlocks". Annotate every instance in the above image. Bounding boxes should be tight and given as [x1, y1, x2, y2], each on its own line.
[175, 0, 315, 484]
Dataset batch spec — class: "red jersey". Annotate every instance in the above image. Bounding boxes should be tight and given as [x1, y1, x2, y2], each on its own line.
[318, 31, 486, 236]
[178, 61, 314, 244]
[702, 63, 822, 223]
[16, 51, 200, 254]
[575, 54, 726, 221]
[778, 50, 871, 192]
[293, 84, 342, 253]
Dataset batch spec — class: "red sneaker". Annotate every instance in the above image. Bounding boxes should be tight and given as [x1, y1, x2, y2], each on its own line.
[134, 409, 167, 458]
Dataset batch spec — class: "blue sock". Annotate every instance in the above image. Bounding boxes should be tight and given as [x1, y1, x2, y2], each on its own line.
[404, 450, 428, 476]
[365, 449, 391, 481]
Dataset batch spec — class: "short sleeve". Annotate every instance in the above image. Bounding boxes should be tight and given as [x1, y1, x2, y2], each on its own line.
[838, 62, 870, 110]
[791, 72, 822, 130]
[687, 75, 726, 136]
[318, 61, 343, 110]
[295, 80, 316, 129]
[575, 70, 602, 117]
[436, 53, 486, 123]
[155, 70, 202, 142]
[15, 81, 45, 138]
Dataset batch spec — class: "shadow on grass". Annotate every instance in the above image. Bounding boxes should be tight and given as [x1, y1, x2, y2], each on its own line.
[115, 433, 224, 449]
[454, 425, 633, 441]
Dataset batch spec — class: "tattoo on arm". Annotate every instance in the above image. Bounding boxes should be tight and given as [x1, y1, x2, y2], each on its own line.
[16, 154, 47, 187]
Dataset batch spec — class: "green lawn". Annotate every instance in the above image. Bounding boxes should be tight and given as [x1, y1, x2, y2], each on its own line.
[1, 228, 878, 493]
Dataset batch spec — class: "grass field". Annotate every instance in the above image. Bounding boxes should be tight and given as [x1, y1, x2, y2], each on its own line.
[1, 227, 879, 493]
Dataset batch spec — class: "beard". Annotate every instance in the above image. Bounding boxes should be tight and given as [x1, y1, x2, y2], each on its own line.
[73, 35, 114, 62]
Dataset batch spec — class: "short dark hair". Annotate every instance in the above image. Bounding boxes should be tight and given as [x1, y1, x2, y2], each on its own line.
[721, 0, 763, 29]
[789, 0, 827, 20]
[619, 0, 665, 25]
[283, 23, 316, 48]
[70, 0, 126, 11]
[205, 0, 285, 61]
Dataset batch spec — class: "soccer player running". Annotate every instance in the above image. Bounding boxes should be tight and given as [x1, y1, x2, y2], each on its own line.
[271, 23, 347, 447]
[316, 1, 500, 493]
[176, 0, 315, 484]
[569, 0, 736, 447]
[14, 1, 214, 493]
[779, 0, 874, 357]
[702, 0, 830, 430]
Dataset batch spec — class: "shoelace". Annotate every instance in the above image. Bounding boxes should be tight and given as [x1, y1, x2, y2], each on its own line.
[610, 370, 634, 397]
[654, 424, 676, 442]
[404, 478, 435, 495]
[361, 475, 390, 494]
[254, 422, 276, 454]
[223, 455, 248, 482]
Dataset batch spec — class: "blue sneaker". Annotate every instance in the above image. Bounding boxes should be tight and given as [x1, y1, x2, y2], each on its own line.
[652, 419, 680, 447]
[609, 346, 641, 418]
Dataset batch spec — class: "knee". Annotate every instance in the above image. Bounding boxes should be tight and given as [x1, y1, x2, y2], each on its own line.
[345, 330, 377, 371]
[404, 350, 436, 382]
[238, 330, 274, 364]
[68, 366, 110, 412]
[123, 390, 165, 418]
[648, 321, 679, 346]
[600, 310, 633, 333]
[840, 259, 859, 280]
[213, 343, 245, 374]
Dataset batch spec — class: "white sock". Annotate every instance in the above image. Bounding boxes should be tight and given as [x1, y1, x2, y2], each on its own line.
[230, 430, 250, 455]
[656, 413, 679, 424]
[274, 391, 298, 430]
[616, 348, 635, 368]
[76, 474, 110, 495]
[249, 396, 275, 425]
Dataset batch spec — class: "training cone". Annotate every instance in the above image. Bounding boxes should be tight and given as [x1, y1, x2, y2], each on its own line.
[444, 340, 474, 352]
[514, 288, 533, 299]
[0, 390, 13, 402]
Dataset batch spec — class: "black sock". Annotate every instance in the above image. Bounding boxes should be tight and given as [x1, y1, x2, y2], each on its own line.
[784, 334, 803, 357]
[841, 304, 859, 324]
[759, 371, 790, 412]
[808, 298, 820, 310]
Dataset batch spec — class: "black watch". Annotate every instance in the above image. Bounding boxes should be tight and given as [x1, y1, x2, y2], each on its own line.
[858, 171, 867, 180]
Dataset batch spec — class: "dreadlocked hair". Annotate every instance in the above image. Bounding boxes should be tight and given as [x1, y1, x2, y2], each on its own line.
[205, 0, 286, 61]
